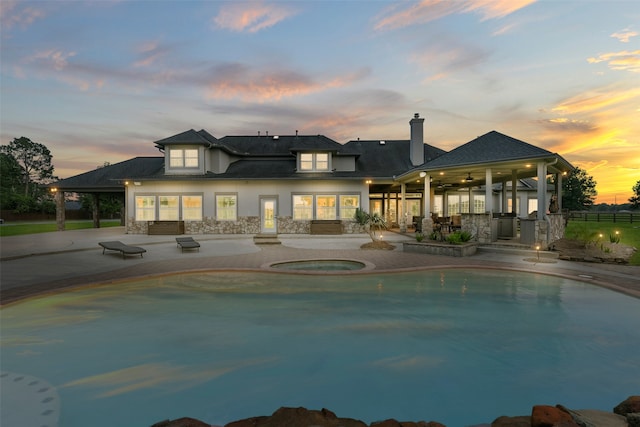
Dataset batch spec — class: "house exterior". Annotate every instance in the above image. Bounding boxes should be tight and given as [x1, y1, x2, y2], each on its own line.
[48, 114, 573, 247]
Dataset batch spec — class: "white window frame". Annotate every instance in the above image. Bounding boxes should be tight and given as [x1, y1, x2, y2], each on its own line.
[216, 194, 237, 221]
[135, 196, 156, 221]
[293, 195, 313, 220]
[315, 195, 336, 220]
[339, 195, 360, 220]
[158, 195, 180, 220]
[182, 195, 203, 221]
[473, 195, 485, 214]
[169, 148, 199, 168]
[299, 152, 330, 172]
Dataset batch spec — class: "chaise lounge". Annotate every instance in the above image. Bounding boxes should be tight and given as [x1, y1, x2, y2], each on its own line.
[99, 241, 147, 259]
[176, 237, 200, 252]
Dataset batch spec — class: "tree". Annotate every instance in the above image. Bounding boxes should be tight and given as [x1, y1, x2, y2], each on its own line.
[354, 208, 387, 242]
[629, 180, 640, 210]
[80, 193, 123, 218]
[0, 137, 55, 197]
[0, 152, 23, 210]
[562, 167, 597, 211]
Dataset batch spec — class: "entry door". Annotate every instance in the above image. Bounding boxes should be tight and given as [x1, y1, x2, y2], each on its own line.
[261, 198, 277, 234]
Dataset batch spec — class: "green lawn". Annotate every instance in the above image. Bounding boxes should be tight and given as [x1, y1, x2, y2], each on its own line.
[0, 220, 122, 237]
[565, 220, 640, 266]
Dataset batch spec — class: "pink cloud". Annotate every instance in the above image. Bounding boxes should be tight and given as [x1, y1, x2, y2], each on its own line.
[213, 2, 297, 33]
[28, 49, 77, 71]
[373, 0, 535, 31]
[205, 64, 369, 102]
[0, 0, 45, 32]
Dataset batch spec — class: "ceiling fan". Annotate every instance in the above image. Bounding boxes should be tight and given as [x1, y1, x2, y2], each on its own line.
[465, 172, 474, 182]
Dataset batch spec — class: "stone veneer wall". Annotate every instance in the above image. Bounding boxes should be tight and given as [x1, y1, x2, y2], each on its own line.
[461, 213, 494, 243]
[531, 214, 565, 249]
[547, 213, 564, 245]
[126, 217, 363, 235]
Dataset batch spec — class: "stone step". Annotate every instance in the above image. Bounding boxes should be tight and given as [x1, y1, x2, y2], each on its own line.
[253, 234, 281, 245]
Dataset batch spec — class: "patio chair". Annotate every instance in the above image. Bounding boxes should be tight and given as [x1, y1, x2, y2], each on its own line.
[451, 215, 462, 231]
[176, 236, 200, 252]
[99, 241, 146, 259]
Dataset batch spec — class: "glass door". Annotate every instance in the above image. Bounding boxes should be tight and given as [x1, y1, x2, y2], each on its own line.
[261, 198, 277, 234]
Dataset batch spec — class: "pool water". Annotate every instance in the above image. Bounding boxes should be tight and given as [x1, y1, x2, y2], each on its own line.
[1, 269, 639, 427]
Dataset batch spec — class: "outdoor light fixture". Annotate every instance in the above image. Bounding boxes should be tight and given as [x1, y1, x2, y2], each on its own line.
[465, 173, 473, 181]
[365, 179, 372, 184]
[134, 181, 142, 186]
[50, 187, 57, 193]
[536, 244, 541, 261]
[419, 171, 427, 178]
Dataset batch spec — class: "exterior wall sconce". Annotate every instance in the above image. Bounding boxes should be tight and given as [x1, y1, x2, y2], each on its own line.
[365, 179, 372, 184]
[50, 187, 57, 193]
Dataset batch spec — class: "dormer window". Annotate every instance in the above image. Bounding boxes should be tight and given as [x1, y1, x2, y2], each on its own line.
[169, 148, 199, 168]
[299, 152, 330, 171]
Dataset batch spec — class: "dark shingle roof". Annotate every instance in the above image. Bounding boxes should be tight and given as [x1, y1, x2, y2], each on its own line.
[154, 129, 214, 148]
[52, 157, 164, 191]
[424, 131, 553, 168]
[344, 140, 446, 177]
[216, 134, 349, 156]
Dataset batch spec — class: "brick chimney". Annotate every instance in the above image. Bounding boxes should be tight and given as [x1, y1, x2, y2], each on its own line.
[410, 113, 424, 166]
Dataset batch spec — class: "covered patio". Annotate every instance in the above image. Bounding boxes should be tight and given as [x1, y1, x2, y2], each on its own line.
[392, 131, 574, 248]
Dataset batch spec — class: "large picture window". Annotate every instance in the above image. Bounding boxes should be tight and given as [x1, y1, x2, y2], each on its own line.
[339, 195, 359, 220]
[316, 195, 336, 220]
[158, 196, 179, 220]
[169, 148, 199, 168]
[135, 196, 156, 221]
[293, 195, 313, 220]
[216, 194, 237, 221]
[182, 195, 202, 221]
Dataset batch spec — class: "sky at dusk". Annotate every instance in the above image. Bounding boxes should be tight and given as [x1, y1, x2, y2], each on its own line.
[1, 0, 639, 204]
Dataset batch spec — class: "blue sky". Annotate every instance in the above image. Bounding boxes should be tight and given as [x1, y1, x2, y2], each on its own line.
[1, 0, 638, 203]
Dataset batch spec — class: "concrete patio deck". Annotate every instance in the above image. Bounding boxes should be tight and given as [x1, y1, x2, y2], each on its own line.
[1, 226, 639, 305]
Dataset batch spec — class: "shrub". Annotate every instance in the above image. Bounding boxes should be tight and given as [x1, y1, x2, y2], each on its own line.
[446, 231, 472, 245]
[415, 232, 424, 242]
[610, 231, 621, 244]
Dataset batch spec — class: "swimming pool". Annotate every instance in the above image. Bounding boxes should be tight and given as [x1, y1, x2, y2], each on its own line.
[1, 269, 639, 426]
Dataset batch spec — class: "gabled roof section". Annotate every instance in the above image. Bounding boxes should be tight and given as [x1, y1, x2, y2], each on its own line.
[424, 131, 553, 168]
[49, 157, 165, 192]
[343, 140, 446, 177]
[154, 129, 214, 149]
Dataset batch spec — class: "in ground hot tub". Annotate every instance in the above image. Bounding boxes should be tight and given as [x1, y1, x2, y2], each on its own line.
[269, 259, 366, 271]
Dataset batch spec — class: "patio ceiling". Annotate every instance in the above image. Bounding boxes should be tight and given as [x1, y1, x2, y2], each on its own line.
[397, 154, 573, 192]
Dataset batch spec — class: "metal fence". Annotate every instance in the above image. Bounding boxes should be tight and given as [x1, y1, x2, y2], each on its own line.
[568, 211, 638, 223]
